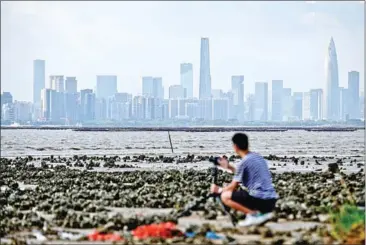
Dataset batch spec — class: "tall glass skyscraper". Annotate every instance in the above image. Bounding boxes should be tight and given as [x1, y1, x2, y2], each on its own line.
[324, 37, 340, 121]
[254, 82, 268, 121]
[180, 63, 193, 98]
[282, 88, 292, 121]
[348, 71, 360, 119]
[65, 77, 77, 93]
[292, 92, 303, 120]
[199, 38, 211, 99]
[96, 75, 117, 99]
[231, 76, 244, 121]
[33, 60, 45, 105]
[142, 77, 164, 99]
[271, 80, 283, 121]
[309, 89, 323, 120]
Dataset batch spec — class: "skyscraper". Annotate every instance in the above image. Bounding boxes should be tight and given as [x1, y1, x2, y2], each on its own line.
[1, 92, 14, 122]
[65, 92, 78, 123]
[348, 71, 360, 119]
[108, 93, 132, 120]
[64, 77, 78, 123]
[199, 38, 211, 99]
[360, 92, 364, 120]
[1, 92, 13, 107]
[246, 94, 255, 121]
[169, 85, 185, 99]
[96, 75, 117, 99]
[324, 37, 340, 120]
[132, 96, 146, 120]
[33, 60, 45, 105]
[49, 75, 64, 92]
[153, 77, 164, 99]
[142, 77, 154, 97]
[254, 82, 268, 121]
[198, 99, 212, 120]
[282, 88, 292, 121]
[79, 89, 94, 122]
[13, 101, 32, 123]
[185, 101, 199, 119]
[142, 77, 164, 99]
[65, 77, 77, 93]
[211, 89, 223, 99]
[169, 99, 179, 119]
[2, 103, 14, 122]
[49, 76, 65, 120]
[180, 63, 193, 98]
[95, 98, 107, 121]
[40, 88, 62, 122]
[302, 92, 311, 120]
[231, 76, 244, 121]
[271, 80, 283, 121]
[309, 89, 323, 120]
[223, 91, 235, 120]
[339, 87, 348, 121]
[212, 98, 229, 121]
[85, 93, 96, 121]
[292, 92, 303, 120]
[41, 88, 52, 120]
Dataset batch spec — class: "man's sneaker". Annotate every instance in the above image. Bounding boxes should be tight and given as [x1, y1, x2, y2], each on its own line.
[238, 212, 274, 227]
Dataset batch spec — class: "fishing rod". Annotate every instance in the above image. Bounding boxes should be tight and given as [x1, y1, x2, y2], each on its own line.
[168, 131, 174, 153]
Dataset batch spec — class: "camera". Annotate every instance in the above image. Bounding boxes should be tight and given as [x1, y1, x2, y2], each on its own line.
[209, 156, 220, 166]
[209, 155, 228, 166]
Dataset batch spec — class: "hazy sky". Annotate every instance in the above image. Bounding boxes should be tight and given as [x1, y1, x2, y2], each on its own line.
[1, 1, 364, 101]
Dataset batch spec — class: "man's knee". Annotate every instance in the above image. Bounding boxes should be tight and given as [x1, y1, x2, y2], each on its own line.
[221, 190, 232, 203]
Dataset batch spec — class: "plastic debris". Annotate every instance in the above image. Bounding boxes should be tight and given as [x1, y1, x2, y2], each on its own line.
[184, 231, 224, 240]
[32, 230, 47, 241]
[205, 231, 223, 240]
[87, 231, 123, 242]
[58, 231, 85, 241]
[132, 222, 183, 239]
[185, 232, 196, 238]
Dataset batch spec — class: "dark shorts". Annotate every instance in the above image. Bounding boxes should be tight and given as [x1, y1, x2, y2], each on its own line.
[231, 189, 277, 213]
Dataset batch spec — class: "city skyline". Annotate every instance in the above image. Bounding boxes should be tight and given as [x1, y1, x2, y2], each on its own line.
[1, 1, 364, 102]
[1, 35, 364, 124]
[3, 35, 364, 104]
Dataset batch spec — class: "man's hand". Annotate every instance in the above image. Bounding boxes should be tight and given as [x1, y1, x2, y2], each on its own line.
[210, 184, 222, 194]
[218, 157, 229, 169]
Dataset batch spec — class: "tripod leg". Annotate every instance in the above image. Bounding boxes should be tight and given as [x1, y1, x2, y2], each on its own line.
[215, 197, 237, 227]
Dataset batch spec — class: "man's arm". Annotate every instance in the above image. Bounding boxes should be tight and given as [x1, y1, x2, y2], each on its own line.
[218, 158, 236, 173]
[222, 180, 239, 192]
[211, 180, 239, 193]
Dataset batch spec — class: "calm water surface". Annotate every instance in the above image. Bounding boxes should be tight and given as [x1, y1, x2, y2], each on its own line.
[1, 129, 364, 157]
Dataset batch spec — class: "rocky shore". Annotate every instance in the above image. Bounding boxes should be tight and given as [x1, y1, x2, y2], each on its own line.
[0, 155, 365, 244]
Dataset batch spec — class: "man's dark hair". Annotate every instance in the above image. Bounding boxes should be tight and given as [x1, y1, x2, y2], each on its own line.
[232, 133, 249, 151]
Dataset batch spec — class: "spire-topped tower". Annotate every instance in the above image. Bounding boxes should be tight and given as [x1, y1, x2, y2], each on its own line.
[324, 37, 340, 120]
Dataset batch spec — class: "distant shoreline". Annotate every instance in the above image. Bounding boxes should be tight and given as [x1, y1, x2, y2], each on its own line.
[1, 126, 364, 132]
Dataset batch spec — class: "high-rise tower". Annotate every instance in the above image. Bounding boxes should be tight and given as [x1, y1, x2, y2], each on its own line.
[271, 80, 283, 121]
[324, 37, 340, 120]
[199, 38, 211, 99]
[180, 63, 193, 98]
[348, 71, 360, 119]
[231, 76, 244, 121]
[33, 60, 45, 105]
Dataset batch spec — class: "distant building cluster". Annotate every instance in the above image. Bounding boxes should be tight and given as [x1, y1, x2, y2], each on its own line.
[0, 37, 364, 125]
